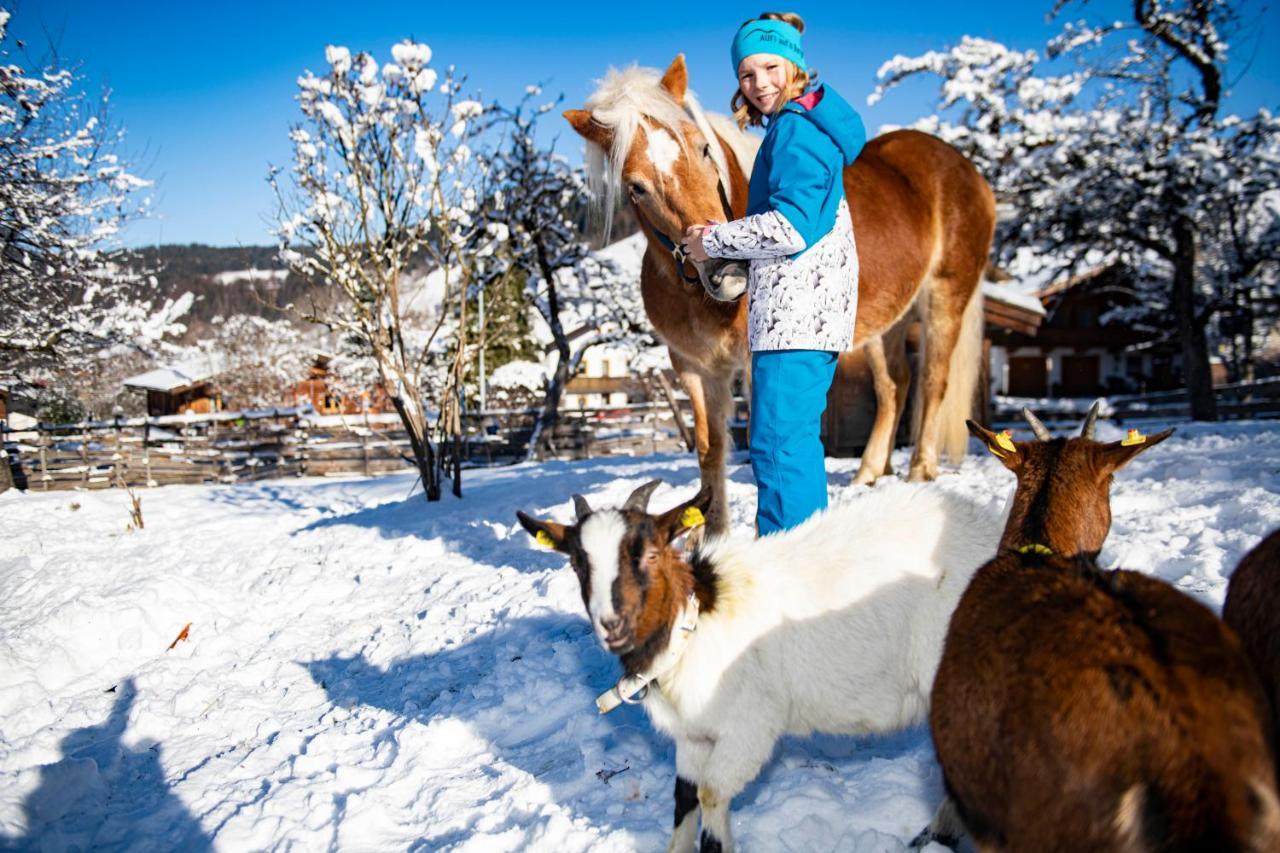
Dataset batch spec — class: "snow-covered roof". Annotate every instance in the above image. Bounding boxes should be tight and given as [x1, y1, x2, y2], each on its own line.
[982, 281, 1046, 316]
[123, 355, 226, 392]
[212, 268, 288, 286]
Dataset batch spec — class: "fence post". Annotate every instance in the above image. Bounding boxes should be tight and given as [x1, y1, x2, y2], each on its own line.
[298, 420, 310, 477]
[143, 419, 154, 487]
[39, 429, 49, 491]
[80, 423, 89, 486]
[362, 431, 370, 477]
[654, 370, 695, 452]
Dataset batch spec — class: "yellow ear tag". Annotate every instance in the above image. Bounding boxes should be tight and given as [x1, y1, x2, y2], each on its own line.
[680, 507, 705, 529]
[988, 430, 1015, 456]
[1121, 429, 1146, 447]
[535, 530, 557, 549]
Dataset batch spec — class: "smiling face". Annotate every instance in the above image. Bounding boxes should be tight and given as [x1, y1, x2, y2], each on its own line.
[737, 53, 793, 116]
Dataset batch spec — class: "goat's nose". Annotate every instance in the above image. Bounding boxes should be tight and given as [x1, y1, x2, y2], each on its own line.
[600, 615, 622, 633]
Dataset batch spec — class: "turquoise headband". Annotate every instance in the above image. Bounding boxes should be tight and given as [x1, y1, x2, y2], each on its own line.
[731, 19, 807, 75]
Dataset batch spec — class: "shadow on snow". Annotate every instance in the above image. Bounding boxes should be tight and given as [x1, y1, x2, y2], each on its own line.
[0, 679, 212, 852]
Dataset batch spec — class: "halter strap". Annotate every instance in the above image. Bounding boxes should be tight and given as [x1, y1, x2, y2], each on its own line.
[635, 172, 736, 286]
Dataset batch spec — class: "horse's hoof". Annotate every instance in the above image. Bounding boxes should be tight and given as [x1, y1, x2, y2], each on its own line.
[907, 462, 939, 482]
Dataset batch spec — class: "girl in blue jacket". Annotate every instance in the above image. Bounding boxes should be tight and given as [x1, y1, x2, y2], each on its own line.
[685, 11, 865, 536]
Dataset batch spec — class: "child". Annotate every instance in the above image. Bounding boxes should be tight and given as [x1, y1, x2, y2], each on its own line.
[684, 11, 865, 536]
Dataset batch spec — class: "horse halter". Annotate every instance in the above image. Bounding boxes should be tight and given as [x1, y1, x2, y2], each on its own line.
[635, 172, 736, 286]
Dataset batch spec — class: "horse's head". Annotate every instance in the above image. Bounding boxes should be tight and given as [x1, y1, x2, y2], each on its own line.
[564, 55, 756, 301]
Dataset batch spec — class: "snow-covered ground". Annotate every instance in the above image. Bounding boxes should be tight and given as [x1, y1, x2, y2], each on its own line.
[3, 420, 1279, 851]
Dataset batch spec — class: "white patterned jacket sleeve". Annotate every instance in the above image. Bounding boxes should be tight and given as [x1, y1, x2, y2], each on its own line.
[701, 210, 806, 260]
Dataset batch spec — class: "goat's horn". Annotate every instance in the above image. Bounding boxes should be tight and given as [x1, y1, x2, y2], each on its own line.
[1080, 399, 1102, 440]
[623, 479, 663, 513]
[572, 494, 592, 521]
[1021, 408, 1052, 442]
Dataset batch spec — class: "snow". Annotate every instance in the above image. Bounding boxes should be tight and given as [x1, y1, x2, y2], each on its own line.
[2, 420, 1278, 850]
[980, 280, 1045, 316]
[121, 355, 225, 393]
[210, 269, 288, 287]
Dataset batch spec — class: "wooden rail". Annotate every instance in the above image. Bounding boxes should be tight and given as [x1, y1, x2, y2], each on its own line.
[1, 403, 695, 492]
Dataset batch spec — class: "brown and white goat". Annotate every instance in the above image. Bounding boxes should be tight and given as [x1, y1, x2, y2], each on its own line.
[924, 411, 1280, 852]
[1224, 527, 1280, 757]
[518, 478, 1001, 853]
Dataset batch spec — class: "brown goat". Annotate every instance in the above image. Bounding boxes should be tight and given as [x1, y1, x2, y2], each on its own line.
[1224, 527, 1280, 759]
[927, 411, 1280, 852]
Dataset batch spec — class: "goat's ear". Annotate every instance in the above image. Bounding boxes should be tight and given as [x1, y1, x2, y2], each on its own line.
[1094, 427, 1175, 476]
[655, 485, 714, 542]
[967, 420, 1023, 470]
[516, 511, 570, 553]
[563, 109, 612, 149]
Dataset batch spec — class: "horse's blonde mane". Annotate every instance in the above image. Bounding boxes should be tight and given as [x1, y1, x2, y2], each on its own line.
[582, 65, 759, 238]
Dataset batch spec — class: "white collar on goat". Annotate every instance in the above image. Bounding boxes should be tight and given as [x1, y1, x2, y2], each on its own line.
[596, 592, 700, 714]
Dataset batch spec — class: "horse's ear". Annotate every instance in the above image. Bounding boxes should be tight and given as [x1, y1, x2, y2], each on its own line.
[660, 54, 688, 104]
[564, 109, 612, 149]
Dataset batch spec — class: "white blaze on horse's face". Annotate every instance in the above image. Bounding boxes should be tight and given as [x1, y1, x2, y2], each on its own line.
[578, 510, 629, 645]
[645, 127, 682, 180]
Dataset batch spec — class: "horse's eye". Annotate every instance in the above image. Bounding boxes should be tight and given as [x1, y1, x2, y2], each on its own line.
[629, 182, 646, 197]
[702, 144, 712, 159]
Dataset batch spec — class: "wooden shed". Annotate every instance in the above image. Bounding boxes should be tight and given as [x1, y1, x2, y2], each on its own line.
[123, 362, 224, 417]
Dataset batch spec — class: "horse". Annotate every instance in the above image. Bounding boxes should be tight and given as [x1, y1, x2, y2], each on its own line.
[565, 55, 994, 535]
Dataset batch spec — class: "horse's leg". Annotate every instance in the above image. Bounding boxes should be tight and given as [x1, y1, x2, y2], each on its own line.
[670, 353, 729, 537]
[852, 322, 910, 486]
[908, 277, 977, 482]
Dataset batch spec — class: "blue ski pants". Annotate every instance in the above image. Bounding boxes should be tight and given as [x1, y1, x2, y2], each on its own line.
[750, 349, 839, 536]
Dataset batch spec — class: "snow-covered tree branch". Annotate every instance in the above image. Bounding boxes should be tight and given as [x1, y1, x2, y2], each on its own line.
[270, 40, 493, 500]
[873, 0, 1277, 417]
[478, 91, 652, 459]
[0, 7, 185, 390]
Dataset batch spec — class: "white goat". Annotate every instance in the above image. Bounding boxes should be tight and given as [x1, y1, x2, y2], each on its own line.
[518, 479, 1000, 852]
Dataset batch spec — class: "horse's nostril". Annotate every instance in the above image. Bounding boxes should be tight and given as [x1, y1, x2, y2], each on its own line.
[601, 615, 622, 633]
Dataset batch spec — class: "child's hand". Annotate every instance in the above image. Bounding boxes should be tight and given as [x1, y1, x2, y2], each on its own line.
[683, 223, 715, 263]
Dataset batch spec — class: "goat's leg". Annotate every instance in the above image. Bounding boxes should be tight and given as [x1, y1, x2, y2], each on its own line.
[667, 776, 700, 853]
[668, 737, 713, 853]
[909, 795, 964, 850]
[697, 728, 780, 852]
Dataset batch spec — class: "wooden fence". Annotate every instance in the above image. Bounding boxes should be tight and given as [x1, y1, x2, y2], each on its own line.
[992, 378, 1280, 426]
[2, 402, 693, 492]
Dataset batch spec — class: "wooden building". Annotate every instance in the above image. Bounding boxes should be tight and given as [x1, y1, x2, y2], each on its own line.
[123, 363, 224, 417]
[291, 355, 392, 415]
[988, 264, 1187, 398]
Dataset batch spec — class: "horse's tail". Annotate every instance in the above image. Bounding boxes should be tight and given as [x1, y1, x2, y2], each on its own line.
[912, 281, 984, 464]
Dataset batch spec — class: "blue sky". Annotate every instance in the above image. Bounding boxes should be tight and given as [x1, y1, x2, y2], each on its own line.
[9, 0, 1278, 247]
